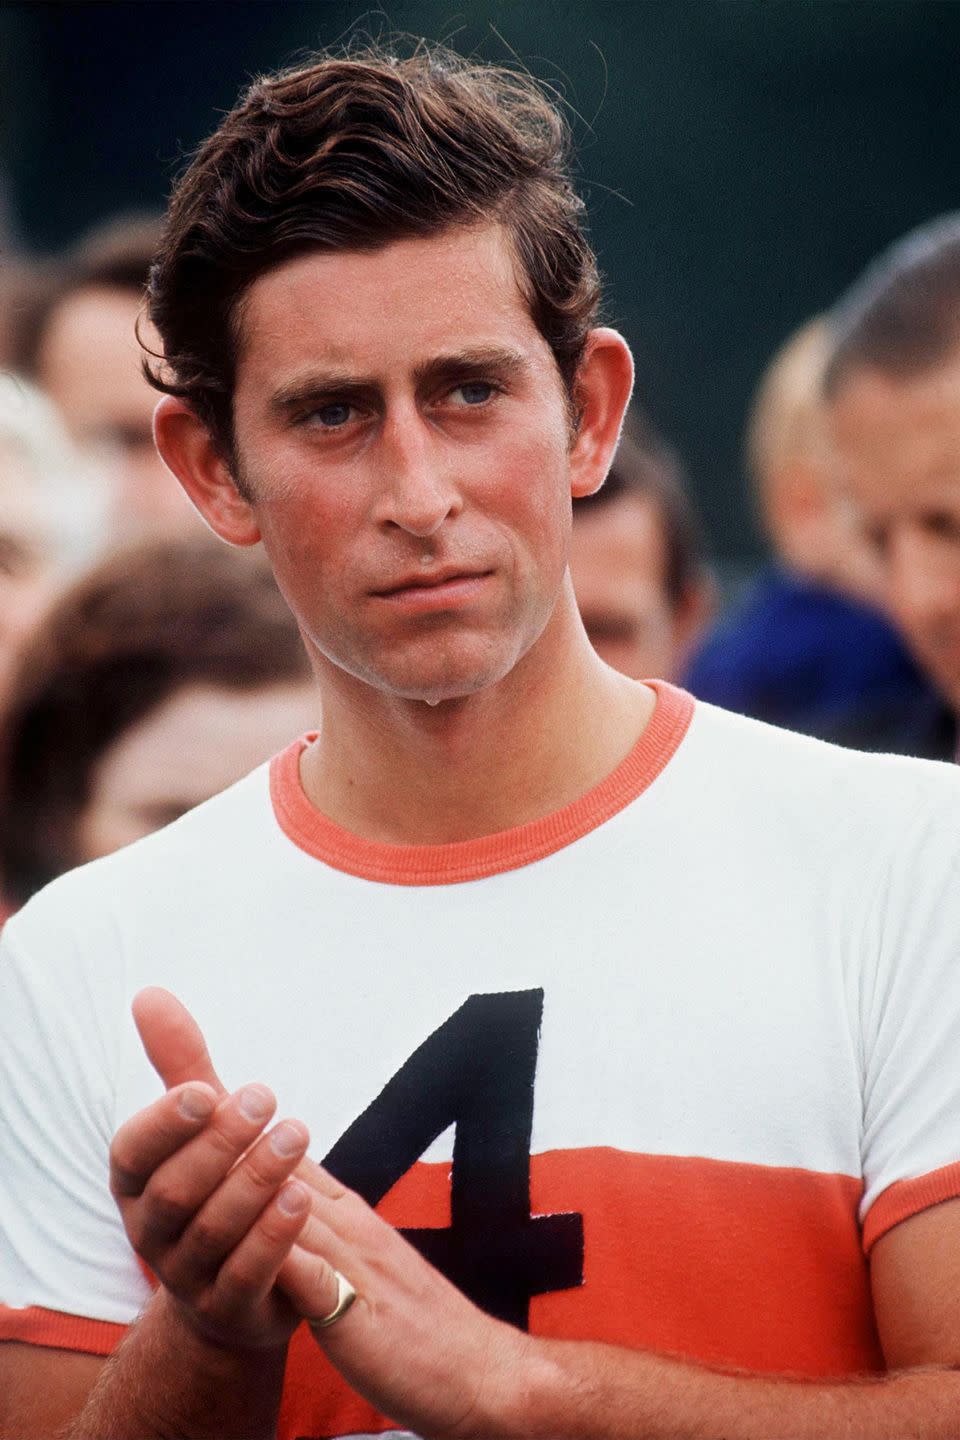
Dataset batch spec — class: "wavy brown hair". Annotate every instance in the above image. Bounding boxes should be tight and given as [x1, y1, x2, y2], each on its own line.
[0, 537, 310, 906]
[145, 43, 600, 458]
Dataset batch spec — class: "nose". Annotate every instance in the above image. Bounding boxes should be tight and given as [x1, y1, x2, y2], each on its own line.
[888, 525, 960, 631]
[372, 409, 461, 538]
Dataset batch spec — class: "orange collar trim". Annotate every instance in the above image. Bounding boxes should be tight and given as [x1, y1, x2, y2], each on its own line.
[270, 679, 695, 886]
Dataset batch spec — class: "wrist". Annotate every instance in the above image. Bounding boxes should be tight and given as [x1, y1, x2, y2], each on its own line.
[457, 1328, 562, 1440]
[476, 1332, 638, 1440]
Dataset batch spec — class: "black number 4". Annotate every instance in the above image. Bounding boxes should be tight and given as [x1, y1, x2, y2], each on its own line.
[322, 988, 584, 1329]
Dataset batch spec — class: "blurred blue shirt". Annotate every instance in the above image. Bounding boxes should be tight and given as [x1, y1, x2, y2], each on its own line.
[683, 567, 956, 761]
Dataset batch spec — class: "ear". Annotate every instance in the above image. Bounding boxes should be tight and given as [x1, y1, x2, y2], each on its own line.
[568, 328, 635, 500]
[153, 395, 261, 546]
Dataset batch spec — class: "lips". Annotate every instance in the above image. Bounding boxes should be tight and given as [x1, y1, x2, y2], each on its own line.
[372, 567, 491, 597]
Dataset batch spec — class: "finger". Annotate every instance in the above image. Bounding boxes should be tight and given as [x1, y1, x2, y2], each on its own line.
[164, 1116, 310, 1289]
[291, 1154, 351, 1202]
[111, 1081, 219, 1199]
[133, 987, 227, 1095]
[278, 1226, 343, 1324]
[210, 1181, 312, 1320]
[294, 1158, 387, 1248]
[119, 1084, 277, 1249]
[292, 1186, 399, 1283]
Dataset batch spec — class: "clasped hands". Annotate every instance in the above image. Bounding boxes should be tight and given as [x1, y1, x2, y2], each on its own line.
[109, 987, 528, 1440]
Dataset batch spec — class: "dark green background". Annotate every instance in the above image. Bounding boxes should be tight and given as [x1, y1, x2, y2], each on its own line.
[3, 1, 959, 567]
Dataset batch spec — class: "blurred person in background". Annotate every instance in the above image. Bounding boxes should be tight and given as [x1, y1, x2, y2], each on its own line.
[0, 371, 107, 704]
[9, 214, 202, 541]
[685, 317, 940, 751]
[0, 535, 317, 910]
[824, 213, 960, 762]
[569, 403, 714, 681]
[0, 259, 36, 371]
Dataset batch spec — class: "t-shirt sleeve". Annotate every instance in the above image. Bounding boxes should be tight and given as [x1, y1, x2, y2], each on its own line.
[859, 773, 960, 1252]
[0, 897, 152, 1346]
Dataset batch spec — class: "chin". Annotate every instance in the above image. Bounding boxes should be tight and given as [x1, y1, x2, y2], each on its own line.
[375, 647, 524, 706]
[325, 618, 546, 706]
[387, 666, 509, 707]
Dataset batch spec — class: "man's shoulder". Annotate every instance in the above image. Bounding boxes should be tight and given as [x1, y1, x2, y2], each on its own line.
[685, 695, 960, 829]
[662, 700, 960, 938]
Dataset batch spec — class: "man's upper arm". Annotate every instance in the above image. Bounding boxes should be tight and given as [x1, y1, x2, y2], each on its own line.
[0, 1342, 105, 1438]
[0, 915, 149, 1354]
[871, 1197, 960, 1370]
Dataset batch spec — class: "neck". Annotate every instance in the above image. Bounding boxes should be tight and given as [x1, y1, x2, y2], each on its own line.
[299, 587, 656, 845]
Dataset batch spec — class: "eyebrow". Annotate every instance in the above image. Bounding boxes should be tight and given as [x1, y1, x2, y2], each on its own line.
[268, 346, 531, 413]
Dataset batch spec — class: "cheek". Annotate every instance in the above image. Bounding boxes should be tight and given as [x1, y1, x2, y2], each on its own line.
[488, 436, 572, 546]
[644, 621, 680, 678]
[74, 798, 142, 864]
[624, 600, 676, 676]
[256, 489, 352, 583]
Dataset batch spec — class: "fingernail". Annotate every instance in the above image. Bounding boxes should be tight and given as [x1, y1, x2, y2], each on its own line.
[237, 1085, 273, 1122]
[277, 1181, 308, 1216]
[178, 1087, 214, 1121]
[269, 1121, 306, 1158]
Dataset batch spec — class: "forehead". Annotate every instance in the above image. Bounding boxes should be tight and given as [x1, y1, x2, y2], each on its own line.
[95, 681, 316, 801]
[41, 286, 157, 418]
[830, 355, 960, 508]
[569, 494, 670, 589]
[43, 286, 142, 368]
[234, 223, 548, 382]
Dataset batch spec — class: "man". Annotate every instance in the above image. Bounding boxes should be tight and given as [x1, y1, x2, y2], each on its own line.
[11, 214, 202, 540]
[686, 317, 942, 753]
[569, 404, 713, 681]
[823, 212, 960, 760]
[2, 46, 960, 1440]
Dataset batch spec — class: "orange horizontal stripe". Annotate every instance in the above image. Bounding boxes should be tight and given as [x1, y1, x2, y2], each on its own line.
[270, 680, 694, 885]
[281, 1146, 885, 1438]
[531, 1147, 879, 1377]
[16, 1142, 947, 1439]
[863, 1159, 960, 1253]
[380, 1146, 879, 1377]
[0, 1304, 125, 1356]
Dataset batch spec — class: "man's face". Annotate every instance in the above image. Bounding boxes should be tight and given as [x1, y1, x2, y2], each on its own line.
[38, 286, 198, 538]
[568, 492, 686, 681]
[75, 679, 318, 861]
[829, 355, 960, 710]
[230, 225, 578, 705]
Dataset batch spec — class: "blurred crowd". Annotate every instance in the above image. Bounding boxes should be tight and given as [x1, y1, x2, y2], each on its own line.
[0, 204, 956, 913]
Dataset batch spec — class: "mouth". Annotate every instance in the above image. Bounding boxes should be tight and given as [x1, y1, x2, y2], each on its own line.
[371, 567, 493, 598]
[369, 567, 495, 612]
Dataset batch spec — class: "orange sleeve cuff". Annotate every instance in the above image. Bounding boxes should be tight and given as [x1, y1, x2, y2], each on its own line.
[0, 1304, 127, 1355]
[863, 1159, 960, 1253]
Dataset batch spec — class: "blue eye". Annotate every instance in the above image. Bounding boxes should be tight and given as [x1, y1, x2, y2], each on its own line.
[456, 382, 494, 405]
[313, 402, 352, 427]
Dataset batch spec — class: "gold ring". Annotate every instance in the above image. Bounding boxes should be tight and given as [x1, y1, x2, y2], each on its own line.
[309, 1269, 358, 1330]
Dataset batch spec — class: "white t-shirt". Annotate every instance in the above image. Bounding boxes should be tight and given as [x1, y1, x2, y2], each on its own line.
[2, 682, 960, 1440]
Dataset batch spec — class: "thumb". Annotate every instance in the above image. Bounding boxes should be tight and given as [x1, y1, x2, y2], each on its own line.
[132, 986, 227, 1096]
